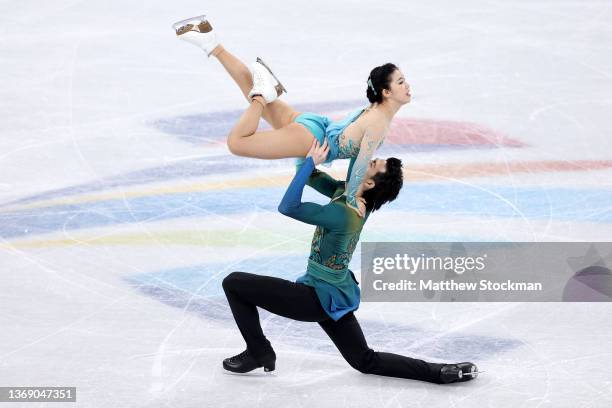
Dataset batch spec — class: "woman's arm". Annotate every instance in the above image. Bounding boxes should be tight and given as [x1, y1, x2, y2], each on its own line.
[345, 124, 387, 216]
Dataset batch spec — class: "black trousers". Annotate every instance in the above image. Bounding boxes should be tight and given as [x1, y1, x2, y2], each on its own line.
[222, 271, 444, 383]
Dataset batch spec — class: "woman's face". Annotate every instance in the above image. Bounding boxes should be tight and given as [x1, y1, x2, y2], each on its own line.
[385, 69, 411, 105]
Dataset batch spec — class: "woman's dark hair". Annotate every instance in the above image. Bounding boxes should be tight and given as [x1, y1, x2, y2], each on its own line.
[366, 63, 399, 104]
[362, 157, 403, 212]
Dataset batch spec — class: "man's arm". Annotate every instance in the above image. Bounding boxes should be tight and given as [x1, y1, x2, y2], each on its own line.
[278, 157, 344, 229]
[307, 168, 344, 198]
[296, 158, 344, 198]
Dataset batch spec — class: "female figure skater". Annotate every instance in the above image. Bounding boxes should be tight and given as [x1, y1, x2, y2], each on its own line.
[172, 15, 412, 217]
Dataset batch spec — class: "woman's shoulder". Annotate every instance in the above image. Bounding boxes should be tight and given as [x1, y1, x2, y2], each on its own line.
[360, 106, 388, 126]
[363, 113, 389, 136]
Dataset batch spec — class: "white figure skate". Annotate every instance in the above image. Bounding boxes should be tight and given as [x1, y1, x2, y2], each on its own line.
[172, 15, 219, 57]
[248, 57, 288, 104]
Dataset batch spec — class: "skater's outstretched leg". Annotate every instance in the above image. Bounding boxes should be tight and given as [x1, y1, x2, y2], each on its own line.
[173, 15, 299, 130]
[174, 15, 314, 159]
[319, 313, 480, 384]
[319, 313, 445, 383]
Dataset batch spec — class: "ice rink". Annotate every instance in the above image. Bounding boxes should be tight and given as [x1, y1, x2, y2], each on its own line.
[1, 0, 612, 406]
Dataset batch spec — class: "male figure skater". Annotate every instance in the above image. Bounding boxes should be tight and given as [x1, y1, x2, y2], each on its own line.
[221, 139, 479, 384]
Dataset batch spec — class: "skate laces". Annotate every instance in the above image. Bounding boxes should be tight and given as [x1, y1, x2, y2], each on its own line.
[229, 350, 250, 362]
[252, 68, 264, 89]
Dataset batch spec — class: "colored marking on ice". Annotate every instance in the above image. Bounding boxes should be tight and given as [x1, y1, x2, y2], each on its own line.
[0, 155, 291, 209]
[0, 100, 526, 209]
[2, 229, 309, 250]
[2, 159, 611, 214]
[386, 118, 525, 147]
[149, 100, 365, 145]
[406, 159, 612, 181]
[1, 179, 612, 240]
[2, 230, 483, 250]
[152, 101, 525, 149]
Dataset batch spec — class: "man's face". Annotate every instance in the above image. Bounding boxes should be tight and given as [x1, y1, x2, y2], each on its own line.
[362, 158, 387, 190]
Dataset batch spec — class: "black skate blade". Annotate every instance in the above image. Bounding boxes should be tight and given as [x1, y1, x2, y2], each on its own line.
[222, 368, 277, 377]
[256, 57, 288, 94]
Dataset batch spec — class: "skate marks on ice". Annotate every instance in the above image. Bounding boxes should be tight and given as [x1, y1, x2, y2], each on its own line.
[123, 258, 523, 362]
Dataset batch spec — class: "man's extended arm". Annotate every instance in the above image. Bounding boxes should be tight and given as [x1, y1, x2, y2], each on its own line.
[278, 157, 344, 229]
[307, 167, 344, 198]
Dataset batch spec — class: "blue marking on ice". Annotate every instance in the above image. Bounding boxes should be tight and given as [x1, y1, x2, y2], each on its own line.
[149, 100, 365, 144]
[2, 184, 612, 239]
[0, 155, 295, 208]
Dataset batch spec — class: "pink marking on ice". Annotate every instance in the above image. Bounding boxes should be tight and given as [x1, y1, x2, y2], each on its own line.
[386, 118, 525, 147]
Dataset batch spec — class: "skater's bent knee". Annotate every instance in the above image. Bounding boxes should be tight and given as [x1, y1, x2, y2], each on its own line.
[227, 137, 254, 157]
[222, 271, 245, 290]
[348, 350, 377, 374]
[226, 138, 243, 156]
[351, 361, 372, 374]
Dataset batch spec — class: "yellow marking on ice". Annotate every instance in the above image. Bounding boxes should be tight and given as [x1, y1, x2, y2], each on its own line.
[3, 160, 610, 213]
[0, 229, 311, 249]
[0, 173, 316, 213]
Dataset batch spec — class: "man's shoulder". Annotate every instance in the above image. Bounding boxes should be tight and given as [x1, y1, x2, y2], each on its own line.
[332, 184, 346, 199]
[329, 195, 368, 225]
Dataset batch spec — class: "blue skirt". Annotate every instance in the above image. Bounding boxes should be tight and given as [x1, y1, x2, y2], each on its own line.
[294, 108, 365, 166]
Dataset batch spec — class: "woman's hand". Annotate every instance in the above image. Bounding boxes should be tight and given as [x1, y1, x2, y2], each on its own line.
[356, 197, 366, 218]
[348, 197, 366, 218]
[306, 139, 329, 166]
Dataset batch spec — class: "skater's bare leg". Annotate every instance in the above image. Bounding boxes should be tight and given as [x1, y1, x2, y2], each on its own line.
[227, 96, 313, 158]
[212, 45, 300, 130]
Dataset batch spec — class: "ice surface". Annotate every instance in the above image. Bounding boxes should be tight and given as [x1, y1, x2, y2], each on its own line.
[1, 0, 612, 407]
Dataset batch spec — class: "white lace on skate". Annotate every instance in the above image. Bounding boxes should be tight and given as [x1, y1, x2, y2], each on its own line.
[248, 61, 281, 104]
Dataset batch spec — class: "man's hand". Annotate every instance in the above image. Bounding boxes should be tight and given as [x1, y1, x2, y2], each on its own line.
[306, 139, 329, 166]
